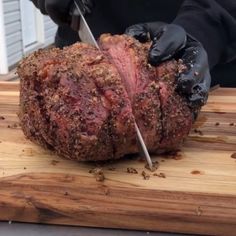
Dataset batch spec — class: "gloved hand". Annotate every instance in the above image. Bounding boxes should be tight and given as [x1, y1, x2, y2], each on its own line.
[125, 22, 211, 112]
[31, 0, 93, 26]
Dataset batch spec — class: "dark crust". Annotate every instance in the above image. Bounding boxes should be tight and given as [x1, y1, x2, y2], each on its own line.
[18, 43, 137, 161]
[99, 34, 193, 153]
[18, 34, 193, 162]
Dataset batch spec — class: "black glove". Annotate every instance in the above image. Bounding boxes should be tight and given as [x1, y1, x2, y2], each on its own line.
[31, 0, 93, 26]
[125, 22, 211, 112]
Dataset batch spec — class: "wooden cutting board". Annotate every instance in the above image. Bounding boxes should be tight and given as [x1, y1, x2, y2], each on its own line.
[0, 81, 236, 236]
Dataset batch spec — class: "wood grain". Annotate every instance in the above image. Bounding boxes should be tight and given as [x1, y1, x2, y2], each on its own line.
[0, 82, 236, 236]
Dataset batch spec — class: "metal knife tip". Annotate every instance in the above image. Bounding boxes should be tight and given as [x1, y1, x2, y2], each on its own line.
[134, 123, 153, 170]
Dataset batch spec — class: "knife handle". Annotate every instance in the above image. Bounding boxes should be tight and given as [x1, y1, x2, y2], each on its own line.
[70, 0, 92, 32]
[70, 1, 81, 32]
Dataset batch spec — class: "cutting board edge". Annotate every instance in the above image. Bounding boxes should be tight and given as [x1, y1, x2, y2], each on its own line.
[1, 172, 236, 236]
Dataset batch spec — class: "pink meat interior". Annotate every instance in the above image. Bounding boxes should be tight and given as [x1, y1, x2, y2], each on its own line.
[99, 34, 193, 151]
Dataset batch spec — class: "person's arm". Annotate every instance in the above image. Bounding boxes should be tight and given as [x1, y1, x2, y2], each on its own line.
[173, 0, 236, 68]
[30, 0, 47, 15]
[30, 0, 93, 26]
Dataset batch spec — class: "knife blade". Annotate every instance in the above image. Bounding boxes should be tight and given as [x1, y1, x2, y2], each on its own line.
[71, 0, 153, 170]
[72, 0, 99, 48]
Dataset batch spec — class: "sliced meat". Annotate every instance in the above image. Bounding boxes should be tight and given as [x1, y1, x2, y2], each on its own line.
[18, 34, 194, 161]
[99, 34, 192, 153]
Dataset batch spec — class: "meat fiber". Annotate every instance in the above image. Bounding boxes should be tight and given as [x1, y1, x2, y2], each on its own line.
[17, 34, 193, 161]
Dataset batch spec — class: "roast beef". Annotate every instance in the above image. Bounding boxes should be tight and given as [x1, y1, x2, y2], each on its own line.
[17, 34, 193, 161]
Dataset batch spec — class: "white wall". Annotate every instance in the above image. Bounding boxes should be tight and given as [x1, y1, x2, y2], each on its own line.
[44, 15, 57, 46]
[0, 0, 8, 74]
[3, 0, 23, 68]
[0, 0, 57, 74]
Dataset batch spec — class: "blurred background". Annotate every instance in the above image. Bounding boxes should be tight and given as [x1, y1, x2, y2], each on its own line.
[0, 0, 56, 78]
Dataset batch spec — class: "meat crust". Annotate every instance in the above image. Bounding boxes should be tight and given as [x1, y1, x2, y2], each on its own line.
[18, 34, 193, 161]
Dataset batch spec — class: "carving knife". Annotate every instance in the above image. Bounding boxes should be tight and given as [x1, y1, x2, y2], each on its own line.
[71, 0, 153, 170]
